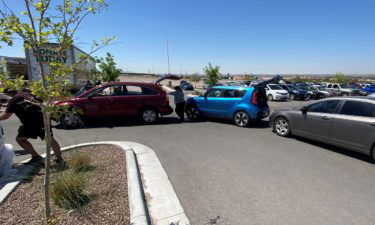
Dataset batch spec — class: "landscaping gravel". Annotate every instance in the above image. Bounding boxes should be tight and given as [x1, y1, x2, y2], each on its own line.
[0, 145, 130, 225]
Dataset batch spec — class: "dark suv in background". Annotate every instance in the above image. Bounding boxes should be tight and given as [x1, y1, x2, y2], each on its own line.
[279, 84, 309, 100]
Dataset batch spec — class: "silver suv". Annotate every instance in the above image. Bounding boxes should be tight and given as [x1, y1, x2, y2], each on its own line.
[270, 97, 375, 161]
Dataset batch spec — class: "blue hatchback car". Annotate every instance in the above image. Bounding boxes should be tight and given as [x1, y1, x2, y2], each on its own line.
[185, 86, 270, 127]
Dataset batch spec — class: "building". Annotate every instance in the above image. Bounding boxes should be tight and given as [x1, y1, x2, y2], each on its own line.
[25, 43, 95, 84]
[0, 56, 29, 79]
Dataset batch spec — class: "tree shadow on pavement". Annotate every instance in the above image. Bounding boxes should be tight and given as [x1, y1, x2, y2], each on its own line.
[295, 136, 374, 164]
[203, 118, 270, 129]
[54, 116, 183, 130]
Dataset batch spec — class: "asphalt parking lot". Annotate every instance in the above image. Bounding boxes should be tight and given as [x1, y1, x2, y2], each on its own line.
[2, 99, 375, 225]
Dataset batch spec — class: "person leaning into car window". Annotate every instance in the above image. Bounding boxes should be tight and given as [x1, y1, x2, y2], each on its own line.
[169, 86, 186, 122]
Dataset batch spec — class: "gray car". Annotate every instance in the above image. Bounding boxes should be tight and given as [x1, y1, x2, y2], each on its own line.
[269, 97, 375, 161]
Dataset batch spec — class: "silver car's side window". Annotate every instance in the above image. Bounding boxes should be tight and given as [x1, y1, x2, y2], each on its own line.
[307, 100, 340, 114]
[339, 101, 375, 117]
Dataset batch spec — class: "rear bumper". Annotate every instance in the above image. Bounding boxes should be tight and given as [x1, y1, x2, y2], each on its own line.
[257, 107, 270, 119]
[274, 94, 289, 100]
[160, 105, 173, 116]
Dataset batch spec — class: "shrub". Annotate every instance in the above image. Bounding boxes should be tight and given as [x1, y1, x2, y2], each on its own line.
[50, 171, 90, 209]
[69, 152, 92, 173]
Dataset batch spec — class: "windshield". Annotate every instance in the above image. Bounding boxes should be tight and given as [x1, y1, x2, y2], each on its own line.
[287, 85, 298, 91]
[340, 84, 349, 88]
[268, 84, 283, 90]
[317, 86, 326, 91]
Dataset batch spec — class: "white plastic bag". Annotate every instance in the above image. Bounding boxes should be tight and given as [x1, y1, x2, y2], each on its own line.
[0, 124, 14, 174]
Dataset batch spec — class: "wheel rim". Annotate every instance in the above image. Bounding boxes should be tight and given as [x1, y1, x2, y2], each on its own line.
[143, 110, 156, 123]
[290, 94, 295, 100]
[234, 112, 249, 127]
[187, 107, 198, 119]
[63, 113, 80, 127]
[275, 119, 289, 135]
[268, 95, 273, 101]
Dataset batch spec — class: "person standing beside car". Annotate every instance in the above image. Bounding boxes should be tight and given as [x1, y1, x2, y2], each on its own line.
[169, 86, 186, 121]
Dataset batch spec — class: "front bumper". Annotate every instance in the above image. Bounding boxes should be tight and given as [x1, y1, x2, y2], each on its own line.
[274, 94, 289, 100]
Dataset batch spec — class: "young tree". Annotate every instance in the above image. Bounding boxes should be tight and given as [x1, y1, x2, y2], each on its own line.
[189, 73, 201, 88]
[96, 52, 121, 82]
[332, 72, 348, 83]
[0, 0, 114, 222]
[204, 63, 221, 85]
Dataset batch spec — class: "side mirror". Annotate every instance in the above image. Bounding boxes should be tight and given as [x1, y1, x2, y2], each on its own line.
[301, 106, 308, 113]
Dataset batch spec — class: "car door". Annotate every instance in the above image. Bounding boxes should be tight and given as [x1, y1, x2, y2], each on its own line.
[291, 100, 342, 143]
[114, 85, 144, 116]
[198, 89, 224, 117]
[215, 89, 244, 118]
[330, 100, 375, 153]
[82, 85, 118, 117]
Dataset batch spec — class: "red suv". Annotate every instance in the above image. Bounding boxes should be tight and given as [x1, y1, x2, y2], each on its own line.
[55, 82, 173, 127]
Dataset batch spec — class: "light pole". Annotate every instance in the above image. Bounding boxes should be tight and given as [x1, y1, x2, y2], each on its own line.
[166, 39, 170, 75]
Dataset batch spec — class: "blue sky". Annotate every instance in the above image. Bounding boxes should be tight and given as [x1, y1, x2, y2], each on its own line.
[1, 0, 375, 74]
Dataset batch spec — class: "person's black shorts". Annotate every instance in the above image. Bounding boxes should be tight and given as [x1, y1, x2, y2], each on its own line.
[17, 125, 52, 140]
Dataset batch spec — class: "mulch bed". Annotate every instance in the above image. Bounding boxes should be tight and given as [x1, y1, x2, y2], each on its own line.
[0, 145, 130, 225]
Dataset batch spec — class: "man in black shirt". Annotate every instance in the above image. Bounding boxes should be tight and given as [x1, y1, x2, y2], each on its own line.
[0, 90, 65, 167]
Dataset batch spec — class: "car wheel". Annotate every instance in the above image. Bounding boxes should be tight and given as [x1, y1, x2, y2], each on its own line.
[371, 145, 375, 162]
[305, 94, 311, 100]
[273, 117, 291, 137]
[185, 105, 200, 121]
[61, 112, 82, 128]
[140, 108, 159, 124]
[234, 111, 250, 127]
[268, 95, 273, 101]
[342, 92, 349, 96]
[289, 94, 295, 100]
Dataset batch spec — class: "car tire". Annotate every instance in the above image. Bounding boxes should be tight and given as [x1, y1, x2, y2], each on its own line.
[233, 111, 251, 127]
[268, 95, 274, 101]
[289, 94, 295, 101]
[371, 145, 375, 162]
[342, 92, 349, 96]
[140, 108, 159, 124]
[61, 112, 82, 129]
[185, 105, 200, 121]
[273, 117, 291, 137]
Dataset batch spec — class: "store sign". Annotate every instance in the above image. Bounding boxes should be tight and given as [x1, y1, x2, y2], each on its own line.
[33, 48, 69, 64]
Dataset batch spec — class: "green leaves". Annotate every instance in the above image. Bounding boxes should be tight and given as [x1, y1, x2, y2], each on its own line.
[204, 63, 221, 85]
[96, 53, 121, 82]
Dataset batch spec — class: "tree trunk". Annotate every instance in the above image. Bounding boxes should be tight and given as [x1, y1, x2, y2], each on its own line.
[35, 48, 52, 222]
[42, 108, 52, 222]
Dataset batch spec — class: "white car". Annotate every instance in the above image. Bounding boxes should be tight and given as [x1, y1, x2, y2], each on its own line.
[265, 84, 289, 101]
[0, 123, 14, 173]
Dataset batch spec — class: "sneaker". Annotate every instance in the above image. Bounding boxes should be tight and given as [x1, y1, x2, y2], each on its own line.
[24, 156, 45, 168]
[54, 159, 68, 170]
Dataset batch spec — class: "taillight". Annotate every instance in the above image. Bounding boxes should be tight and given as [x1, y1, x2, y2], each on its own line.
[251, 90, 257, 105]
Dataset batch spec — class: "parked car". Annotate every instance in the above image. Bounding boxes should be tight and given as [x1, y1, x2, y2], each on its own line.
[312, 86, 330, 98]
[363, 84, 375, 94]
[297, 85, 326, 100]
[265, 84, 289, 101]
[279, 84, 309, 100]
[270, 97, 375, 161]
[180, 80, 194, 90]
[55, 82, 173, 128]
[184, 86, 270, 127]
[326, 83, 361, 96]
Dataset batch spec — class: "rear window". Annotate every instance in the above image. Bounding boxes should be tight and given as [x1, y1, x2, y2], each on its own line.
[125, 86, 142, 95]
[142, 87, 159, 95]
[339, 101, 375, 117]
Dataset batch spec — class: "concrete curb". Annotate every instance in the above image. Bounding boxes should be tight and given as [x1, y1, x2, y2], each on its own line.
[0, 141, 190, 225]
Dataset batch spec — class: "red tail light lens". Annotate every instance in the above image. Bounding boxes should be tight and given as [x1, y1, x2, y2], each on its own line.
[251, 90, 257, 105]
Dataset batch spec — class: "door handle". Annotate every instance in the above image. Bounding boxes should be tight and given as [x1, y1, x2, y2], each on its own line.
[321, 116, 331, 120]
